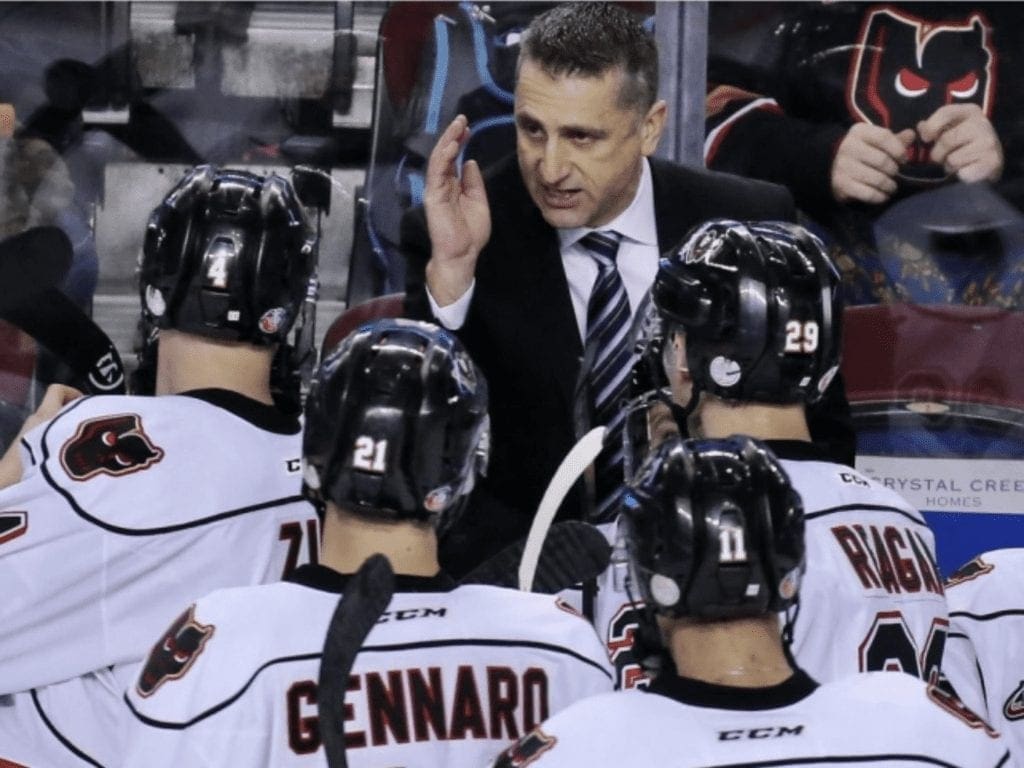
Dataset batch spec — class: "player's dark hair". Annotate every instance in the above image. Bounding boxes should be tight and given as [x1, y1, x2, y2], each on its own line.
[520, 2, 658, 112]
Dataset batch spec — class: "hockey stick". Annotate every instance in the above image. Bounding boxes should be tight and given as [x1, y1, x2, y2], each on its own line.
[0, 226, 72, 311]
[318, 554, 395, 768]
[0, 227, 126, 395]
[461, 519, 611, 593]
[518, 426, 606, 592]
[0, 287, 126, 395]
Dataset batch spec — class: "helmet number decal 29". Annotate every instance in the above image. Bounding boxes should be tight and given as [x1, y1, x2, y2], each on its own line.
[784, 320, 819, 353]
[353, 436, 388, 473]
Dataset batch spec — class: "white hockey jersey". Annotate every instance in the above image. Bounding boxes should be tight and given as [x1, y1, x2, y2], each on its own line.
[573, 441, 949, 690]
[490, 669, 1011, 767]
[943, 548, 1024, 761]
[122, 565, 614, 767]
[0, 390, 319, 765]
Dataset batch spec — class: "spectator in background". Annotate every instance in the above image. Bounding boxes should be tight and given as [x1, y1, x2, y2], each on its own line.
[402, 2, 841, 578]
[705, 2, 1024, 306]
[0, 98, 97, 310]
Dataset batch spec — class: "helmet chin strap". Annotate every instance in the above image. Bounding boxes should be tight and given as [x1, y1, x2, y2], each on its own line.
[665, 383, 701, 436]
[780, 595, 801, 668]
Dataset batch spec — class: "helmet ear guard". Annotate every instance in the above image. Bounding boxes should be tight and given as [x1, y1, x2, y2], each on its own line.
[621, 434, 805, 621]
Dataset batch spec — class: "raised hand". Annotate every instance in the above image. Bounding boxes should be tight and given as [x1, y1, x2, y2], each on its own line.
[831, 122, 916, 205]
[917, 103, 1004, 184]
[423, 115, 492, 306]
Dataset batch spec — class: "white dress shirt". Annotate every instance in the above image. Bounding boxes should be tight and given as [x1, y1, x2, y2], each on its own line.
[429, 159, 660, 341]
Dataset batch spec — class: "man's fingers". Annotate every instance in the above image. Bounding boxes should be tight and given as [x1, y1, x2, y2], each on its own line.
[849, 122, 912, 161]
[917, 103, 978, 144]
[425, 115, 470, 193]
[461, 159, 486, 200]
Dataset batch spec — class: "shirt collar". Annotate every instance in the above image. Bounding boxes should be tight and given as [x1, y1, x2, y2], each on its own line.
[558, 158, 657, 250]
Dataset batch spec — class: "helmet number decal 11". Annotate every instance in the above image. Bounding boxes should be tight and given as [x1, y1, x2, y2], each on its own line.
[784, 320, 819, 354]
[353, 437, 388, 473]
[719, 526, 748, 563]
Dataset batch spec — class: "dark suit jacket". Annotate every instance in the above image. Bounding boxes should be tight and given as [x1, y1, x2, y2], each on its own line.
[402, 155, 853, 574]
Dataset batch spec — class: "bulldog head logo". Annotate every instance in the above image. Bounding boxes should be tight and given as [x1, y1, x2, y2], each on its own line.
[847, 8, 996, 184]
[136, 605, 215, 697]
[60, 414, 164, 481]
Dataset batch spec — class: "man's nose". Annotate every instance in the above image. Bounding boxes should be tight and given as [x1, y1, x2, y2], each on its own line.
[538, 139, 570, 184]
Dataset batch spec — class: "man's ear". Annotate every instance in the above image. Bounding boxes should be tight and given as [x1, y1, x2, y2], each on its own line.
[640, 100, 668, 157]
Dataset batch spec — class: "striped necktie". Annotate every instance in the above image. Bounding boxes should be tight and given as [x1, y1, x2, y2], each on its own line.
[580, 230, 631, 522]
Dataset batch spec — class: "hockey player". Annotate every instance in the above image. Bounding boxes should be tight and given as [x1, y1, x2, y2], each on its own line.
[594, 219, 948, 689]
[492, 436, 1010, 768]
[942, 548, 1024, 759]
[121, 318, 614, 767]
[0, 165, 321, 766]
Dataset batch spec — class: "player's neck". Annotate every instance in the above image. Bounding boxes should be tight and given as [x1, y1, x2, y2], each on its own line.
[693, 397, 811, 442]
[321, 505, 441, 577]
[154, 330, 275, 405]
[663, 614, 795, 688]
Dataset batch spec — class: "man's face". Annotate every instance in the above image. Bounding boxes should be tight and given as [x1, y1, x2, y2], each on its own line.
[514, 58, 665, 229]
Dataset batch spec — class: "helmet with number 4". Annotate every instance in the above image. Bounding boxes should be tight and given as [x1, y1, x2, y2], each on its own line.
[621, 434, 805, 619]
[651, 219, 842, 405]
[139, 164, 317, 345]
[302, 318, 490, 531]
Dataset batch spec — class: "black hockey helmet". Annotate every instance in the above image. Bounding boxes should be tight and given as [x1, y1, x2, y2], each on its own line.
[651, 219, 842, 407]
[302, 318, 490, 531]
[139, 164, 317, 345]
[620, 434, 804, 619]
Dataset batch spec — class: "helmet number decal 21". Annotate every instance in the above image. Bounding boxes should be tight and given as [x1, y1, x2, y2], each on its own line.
[784, 320, 819, 354]
[353, 436, 388, 473]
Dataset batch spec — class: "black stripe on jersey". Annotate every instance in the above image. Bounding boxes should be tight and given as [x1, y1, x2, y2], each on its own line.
[691, 752, 1010, 768]
[950, 609, 1024, 622]
[30, 689, 105, 767]
[21, 436, 36, 466]
[804, 503, 926, 526]
[125, 640, 613, 730]
[37, 397, 308, 535]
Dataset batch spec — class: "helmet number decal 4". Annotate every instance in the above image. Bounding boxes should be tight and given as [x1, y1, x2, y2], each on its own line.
[784, 320, 819, 354]
[353, 436, 388, 473]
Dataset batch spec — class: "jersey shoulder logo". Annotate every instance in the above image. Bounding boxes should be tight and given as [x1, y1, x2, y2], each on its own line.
[493, 727, 556, 768]
[927, 681, 1000, 738]
[60, 413, 165, 481]
[1004, 680, 1024, 721]
[136, 605, 215, 697]
[0, 511, 27, 546]
[945, 555, 995, 587]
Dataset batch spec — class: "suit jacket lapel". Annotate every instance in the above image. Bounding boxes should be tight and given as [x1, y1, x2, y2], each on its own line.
[491, 162, 582, 413]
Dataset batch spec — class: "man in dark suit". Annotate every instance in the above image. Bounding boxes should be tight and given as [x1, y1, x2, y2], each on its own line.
[402, 3, 851, 575]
